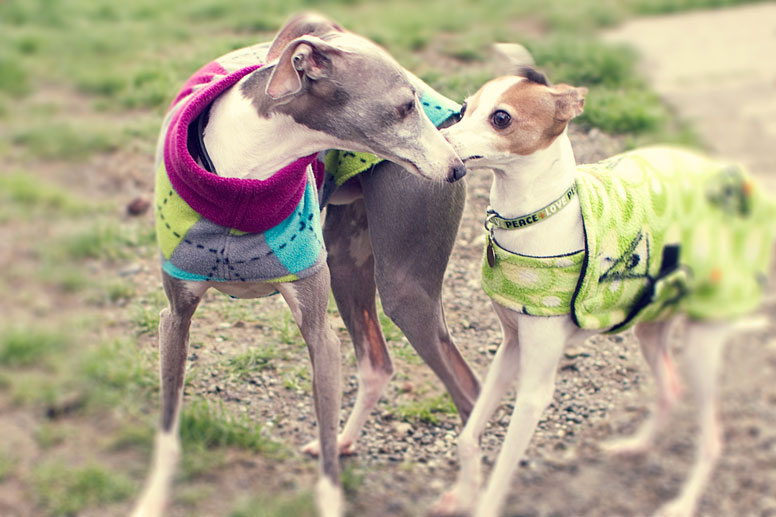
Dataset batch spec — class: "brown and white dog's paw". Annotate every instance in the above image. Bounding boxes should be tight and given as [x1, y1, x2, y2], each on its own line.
[302, 436, 357, 458]
[652, 497, 697, 517]
[428, 489, 476, 517]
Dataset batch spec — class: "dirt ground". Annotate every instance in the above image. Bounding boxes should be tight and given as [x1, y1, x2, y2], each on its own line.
[2, 5, 776, 517]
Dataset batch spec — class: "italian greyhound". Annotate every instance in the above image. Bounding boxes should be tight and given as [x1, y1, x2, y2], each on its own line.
[434, 65, 775, 517]
[133, 13, 474, 517]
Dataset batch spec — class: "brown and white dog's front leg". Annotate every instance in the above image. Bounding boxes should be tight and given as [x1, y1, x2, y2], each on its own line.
[278, 267, 344, 517]
[431, 308, 521, 516]
[132, 274, 206, 517]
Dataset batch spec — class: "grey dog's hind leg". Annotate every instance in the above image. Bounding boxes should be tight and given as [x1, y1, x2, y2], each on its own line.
[276, 267, 343, 512]
[316, 198, 394, 455]
[361, 162, 479, 420]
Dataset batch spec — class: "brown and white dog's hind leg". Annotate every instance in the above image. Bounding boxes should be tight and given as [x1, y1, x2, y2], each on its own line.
[277, 267, 344, 517]
[655, 321, 727, 517]
[603, 319, 682, 456]
[132, 274, 207, 517]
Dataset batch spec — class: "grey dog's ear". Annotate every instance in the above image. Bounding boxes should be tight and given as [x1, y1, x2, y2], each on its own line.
[492, 43, 535, 70]
[266, 36, 343, 100]
[267, 12, 344, 62]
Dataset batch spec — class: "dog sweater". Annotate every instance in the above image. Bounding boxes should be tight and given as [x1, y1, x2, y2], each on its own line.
[155, 43, 327, 284]
[482, 147, 776, 332]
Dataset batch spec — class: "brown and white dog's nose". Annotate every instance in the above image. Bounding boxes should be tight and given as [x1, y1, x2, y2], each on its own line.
[448, 163, 467, 182]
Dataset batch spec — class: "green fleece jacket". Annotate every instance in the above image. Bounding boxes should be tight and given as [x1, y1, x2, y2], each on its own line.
[482, 147, 776, 332]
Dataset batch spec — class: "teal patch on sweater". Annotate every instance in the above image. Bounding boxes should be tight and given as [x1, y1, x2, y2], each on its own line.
[265, 179, 324, 274]
[162, 259, 211, 282]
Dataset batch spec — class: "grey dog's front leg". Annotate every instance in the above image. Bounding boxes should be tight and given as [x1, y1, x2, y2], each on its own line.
[132, 273, 205, 517]
[361, 162, 479, 420]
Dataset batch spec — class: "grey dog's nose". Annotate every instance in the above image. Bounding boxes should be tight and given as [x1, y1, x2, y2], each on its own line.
[448, 164, 467, 182]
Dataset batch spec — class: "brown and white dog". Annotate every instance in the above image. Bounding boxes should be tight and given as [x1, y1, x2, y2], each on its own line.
[433, 58, 774, 517]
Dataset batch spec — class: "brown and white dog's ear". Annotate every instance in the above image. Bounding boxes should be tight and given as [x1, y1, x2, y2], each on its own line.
[492, 43, 535, 71]
[551, 84, 587, 122]
[267, 11, 343, 61]
[266, 36, 342, 100]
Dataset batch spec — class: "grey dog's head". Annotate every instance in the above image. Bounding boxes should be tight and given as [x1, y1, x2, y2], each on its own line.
[242, 12, 466, 182]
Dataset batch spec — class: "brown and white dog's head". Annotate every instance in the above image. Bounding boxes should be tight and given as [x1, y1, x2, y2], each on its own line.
[442, 66, 587, 171]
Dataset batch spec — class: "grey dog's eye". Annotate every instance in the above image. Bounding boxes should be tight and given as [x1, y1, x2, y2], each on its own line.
[397, 100, 415, 118]
[491, 110, 512, 129]
[456, 102, 468, 121]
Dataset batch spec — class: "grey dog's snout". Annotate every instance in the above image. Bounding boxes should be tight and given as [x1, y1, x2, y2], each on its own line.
[448, 164, 467, 182]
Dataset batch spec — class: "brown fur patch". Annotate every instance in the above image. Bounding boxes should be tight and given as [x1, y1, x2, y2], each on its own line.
[493, 80, 567, 156]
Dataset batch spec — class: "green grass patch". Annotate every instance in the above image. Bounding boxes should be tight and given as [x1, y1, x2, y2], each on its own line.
[282, 365, 311, 393]
[225, 345, 283, 379]
[0, 327, 69, 367]
[278, 311, 303, 346]
[391, 392, 457, 425]
[180, 399, 284, 456]
[32, 461, 134, 517]
[108, 422, 155, 453]
[39, 263, 92, 294]
[103, 279, 137, 304]
[581, 86, 670, 134]
[377, 306, 404, 343]
[1, 0, 759, 164]
[47, 219, 154, 264]
[35, 422, 69, 450]
[0, 171, 95, 218]
[129, 291, 166, 336]
[12, 122, 121, 161]
[0, 56, 29, 97]
[79, 338, 158, 406]
[0, 451, 16, 482]
[51, 222, 132, 261]
[230, 491, 316, 517]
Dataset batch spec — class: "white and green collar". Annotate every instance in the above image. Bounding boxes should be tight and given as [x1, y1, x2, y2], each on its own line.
[486, 184, 577, 230]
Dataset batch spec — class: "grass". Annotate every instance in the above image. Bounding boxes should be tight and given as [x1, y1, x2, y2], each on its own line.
[0, 171, 95, 218]
[78, 338, 158, 407]
[226, 345, 283, 379]
[12, 122, 122, 161]
[48, 220, 155, 263]
[0, 327, 69, 368]
[179, 399, 284, 456]
[129, 291, 167, 336]
[0, 451, 16, 482]
[391, 392, 457, 425]
[32, 461, 134, 517]
[230, 492, 316, 517]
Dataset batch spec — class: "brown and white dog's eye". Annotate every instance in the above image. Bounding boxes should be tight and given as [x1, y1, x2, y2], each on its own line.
[490, 110, 512, 129]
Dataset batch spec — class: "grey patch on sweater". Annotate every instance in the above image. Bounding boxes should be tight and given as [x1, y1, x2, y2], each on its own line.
[169, 219, 290, 282]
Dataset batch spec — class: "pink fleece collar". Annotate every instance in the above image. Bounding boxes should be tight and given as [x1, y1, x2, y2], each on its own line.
[163, 61, 323, 234]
